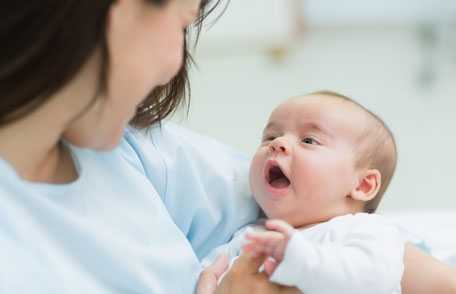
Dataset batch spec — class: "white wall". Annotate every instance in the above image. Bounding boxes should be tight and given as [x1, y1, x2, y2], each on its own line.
[200, 0, 456, 40]
[173, 4, 456, 212]
[303, 0, 456, 26]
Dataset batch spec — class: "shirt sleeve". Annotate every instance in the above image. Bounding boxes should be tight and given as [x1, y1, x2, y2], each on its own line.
[123, 123, 260, 260]
[270, 215, 405, 294]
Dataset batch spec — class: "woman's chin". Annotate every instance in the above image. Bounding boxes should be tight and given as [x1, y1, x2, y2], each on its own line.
[97, 130, 125, 151]
[68, 126, 124, 151]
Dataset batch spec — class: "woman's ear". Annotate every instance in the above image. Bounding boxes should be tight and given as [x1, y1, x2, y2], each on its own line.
[349, 169, 382, 202]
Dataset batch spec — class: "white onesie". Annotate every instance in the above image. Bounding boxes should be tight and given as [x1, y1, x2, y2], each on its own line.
[203, 213, 405, 294]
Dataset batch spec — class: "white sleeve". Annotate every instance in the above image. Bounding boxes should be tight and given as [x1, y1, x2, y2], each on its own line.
[270, 217, 405, 294]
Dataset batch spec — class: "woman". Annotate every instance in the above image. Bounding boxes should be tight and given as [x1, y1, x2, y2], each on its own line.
[0, 1, 454, 293]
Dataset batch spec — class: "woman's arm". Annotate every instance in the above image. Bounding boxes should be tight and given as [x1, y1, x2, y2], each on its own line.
[402, 243, 456, 294]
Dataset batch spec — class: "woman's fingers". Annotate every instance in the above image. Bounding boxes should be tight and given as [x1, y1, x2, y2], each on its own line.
[232, 251, 267, 275]
[214, 253, 301, 294]
[211, 254, 230, 279]
[197, 254, 229, 294]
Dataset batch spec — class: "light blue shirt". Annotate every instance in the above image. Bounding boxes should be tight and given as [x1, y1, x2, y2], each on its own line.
[0, 123, 259, 293]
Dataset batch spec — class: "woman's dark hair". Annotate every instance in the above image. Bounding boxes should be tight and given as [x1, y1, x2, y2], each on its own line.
[0, 0, 223, 128]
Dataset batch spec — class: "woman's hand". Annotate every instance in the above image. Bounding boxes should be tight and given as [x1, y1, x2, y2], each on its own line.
[197, 252, 301, 294]
[197, 254, 229, 294]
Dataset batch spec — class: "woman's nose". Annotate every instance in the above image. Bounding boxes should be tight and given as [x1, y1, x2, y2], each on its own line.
[269, 137, 290, 155]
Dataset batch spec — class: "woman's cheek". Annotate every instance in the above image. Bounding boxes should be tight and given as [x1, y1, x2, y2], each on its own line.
[156, 31, 184, 85]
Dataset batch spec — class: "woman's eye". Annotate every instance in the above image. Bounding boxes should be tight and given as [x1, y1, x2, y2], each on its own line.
[302, 137, 319, 145]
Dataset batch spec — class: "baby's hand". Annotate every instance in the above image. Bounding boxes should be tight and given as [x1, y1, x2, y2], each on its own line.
[243, 219, 295, 276]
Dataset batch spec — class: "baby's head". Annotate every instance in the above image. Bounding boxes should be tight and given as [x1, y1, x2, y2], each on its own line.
[249, 91, 397, 227]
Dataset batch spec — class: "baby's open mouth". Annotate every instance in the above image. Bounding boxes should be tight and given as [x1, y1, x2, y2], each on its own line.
[267, 164, 291, 188]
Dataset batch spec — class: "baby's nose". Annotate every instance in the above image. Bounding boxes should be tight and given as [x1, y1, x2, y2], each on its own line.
[269, 138, 290, 155]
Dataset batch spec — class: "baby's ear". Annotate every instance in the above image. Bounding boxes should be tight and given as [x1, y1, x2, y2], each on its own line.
[349, 169, 382, 202]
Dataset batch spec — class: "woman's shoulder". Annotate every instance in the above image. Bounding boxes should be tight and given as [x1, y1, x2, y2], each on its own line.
[122, 122, 249, 176]
[118, 123, 252, 204]
[124, 122, 245, 155]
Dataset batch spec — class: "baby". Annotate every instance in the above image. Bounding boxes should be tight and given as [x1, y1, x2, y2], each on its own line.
[203, 91, 404, 294]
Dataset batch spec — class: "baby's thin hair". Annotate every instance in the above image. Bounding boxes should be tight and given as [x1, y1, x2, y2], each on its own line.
[309, 90, 398, 213]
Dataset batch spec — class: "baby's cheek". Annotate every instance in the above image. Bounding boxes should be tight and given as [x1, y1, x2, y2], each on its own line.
[249, 154, 263, 185]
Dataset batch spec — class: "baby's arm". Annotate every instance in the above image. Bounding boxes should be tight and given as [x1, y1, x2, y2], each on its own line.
[246, 216, 405, 294]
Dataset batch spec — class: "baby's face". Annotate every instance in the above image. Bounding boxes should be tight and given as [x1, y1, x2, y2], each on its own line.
[249, 95, 367, 227]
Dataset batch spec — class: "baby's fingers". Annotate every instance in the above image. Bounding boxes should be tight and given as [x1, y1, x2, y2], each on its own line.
[265, 219, 295, 237]
[243, 238, 271, 257]
[263, 257, 278, 276]
[244, 231, 285, 256]
[243, 242, 267, 257]
[245, 230, 285, 245]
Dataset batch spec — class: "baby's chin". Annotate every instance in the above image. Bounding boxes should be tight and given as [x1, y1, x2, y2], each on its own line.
[260, 208, 293, 224]
[259, 208, 322, 229]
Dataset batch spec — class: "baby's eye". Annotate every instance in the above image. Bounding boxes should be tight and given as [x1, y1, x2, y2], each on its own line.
[262, 135, 276, 142]
[302, 137, 319, 145]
